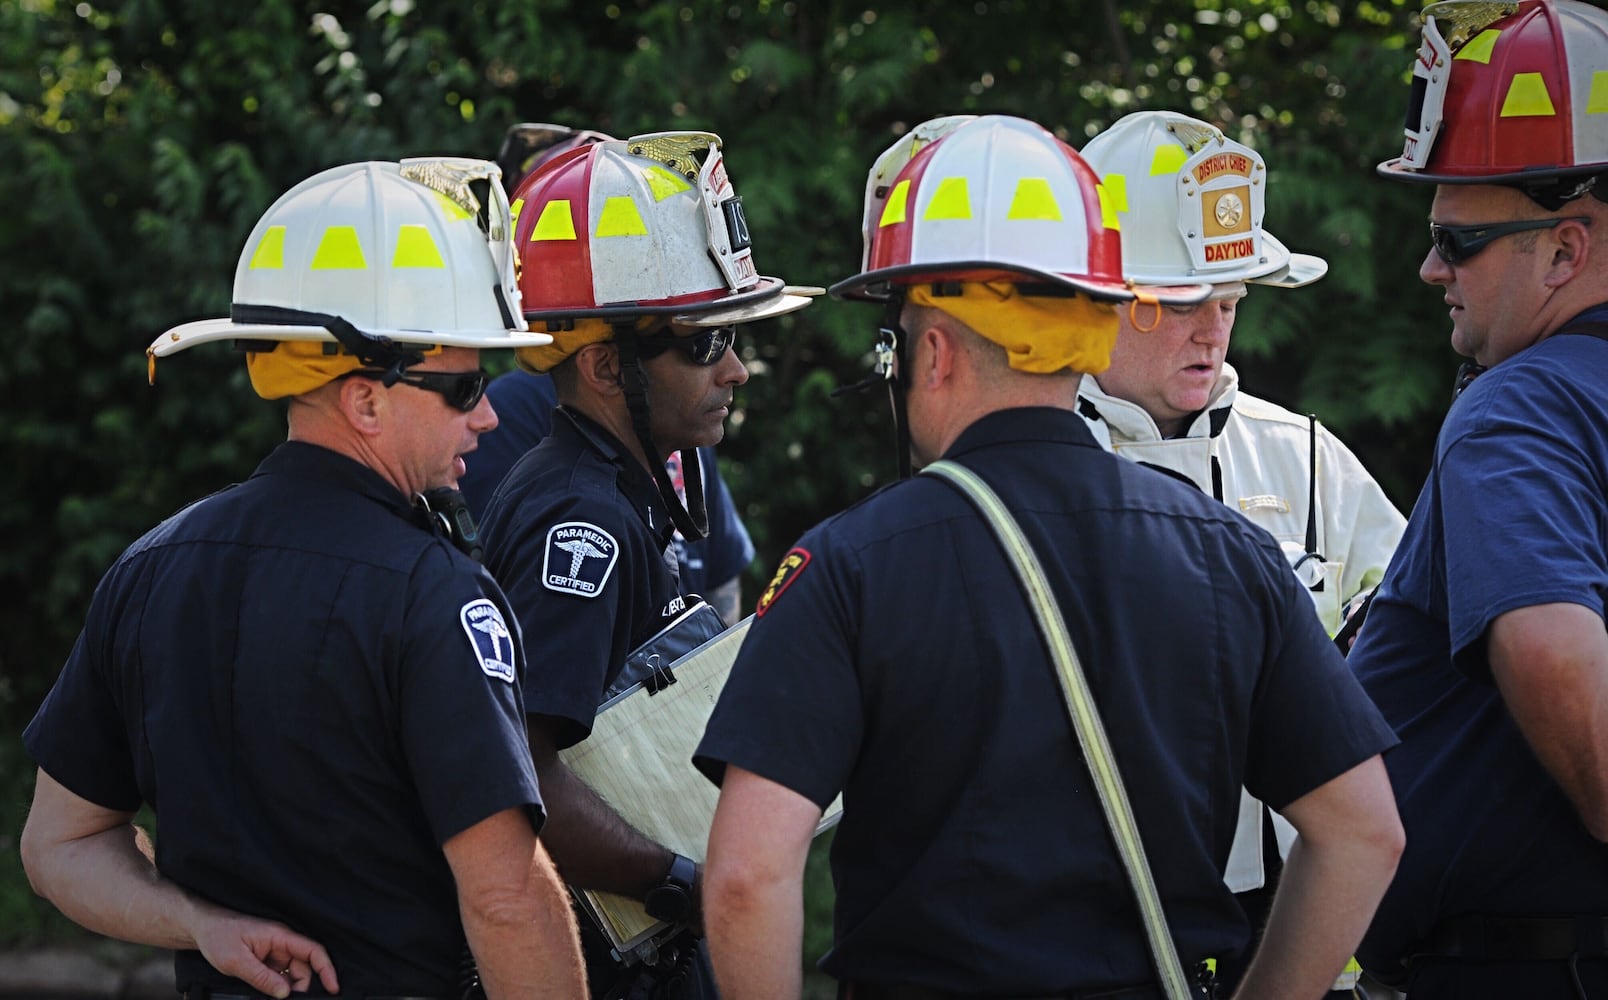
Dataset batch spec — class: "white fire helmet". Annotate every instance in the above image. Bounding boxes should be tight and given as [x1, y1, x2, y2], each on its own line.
[149, 158, 549, 357]
[1079, 110, 1328, 290]
[831, 114, 1211, 305]
[511, 131, 818, 329]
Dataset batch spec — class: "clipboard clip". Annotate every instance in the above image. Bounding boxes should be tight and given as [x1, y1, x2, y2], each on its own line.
[643, 653, 679, 695]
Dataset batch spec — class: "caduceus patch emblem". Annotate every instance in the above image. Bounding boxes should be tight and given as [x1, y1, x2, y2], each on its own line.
[542, 521, 620, 598]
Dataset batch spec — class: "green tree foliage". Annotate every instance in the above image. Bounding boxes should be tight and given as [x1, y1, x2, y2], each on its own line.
[2, 0, 1446, 946]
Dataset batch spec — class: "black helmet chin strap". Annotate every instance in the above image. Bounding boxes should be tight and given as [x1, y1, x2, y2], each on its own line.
[830, 297, 913, 479]
[229, 304, 426, 385]
[613, 321, 710, 542]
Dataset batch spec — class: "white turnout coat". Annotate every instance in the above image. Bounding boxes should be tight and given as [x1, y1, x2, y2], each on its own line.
[1078, 363, 1405, 893]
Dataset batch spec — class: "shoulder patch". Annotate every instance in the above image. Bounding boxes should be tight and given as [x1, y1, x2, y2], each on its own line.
[460, 599, 516, 683]
[756, 547, 811, 618]
[542, 521, 619, 598]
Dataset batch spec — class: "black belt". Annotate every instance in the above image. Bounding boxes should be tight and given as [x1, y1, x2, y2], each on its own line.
[1411, 914, 1608, 964]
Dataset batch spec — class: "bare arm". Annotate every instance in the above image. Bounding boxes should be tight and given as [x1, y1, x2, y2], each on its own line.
[704, 766, 820, 1000]
[1489, 601, 1608, 840]
[527, 716, 681, 901]
[1232, 756, 1403, 1000]
[442, 806, 585, 1000]
[19, 769, 339, 999]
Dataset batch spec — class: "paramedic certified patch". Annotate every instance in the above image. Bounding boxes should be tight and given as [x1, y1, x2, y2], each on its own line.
[543, 521, 619, 598]
[756, 546, 811, 618]
[460, 599, 516, 682]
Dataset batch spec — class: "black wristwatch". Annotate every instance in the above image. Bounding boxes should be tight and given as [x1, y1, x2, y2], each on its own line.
[643, 853, 697, 923]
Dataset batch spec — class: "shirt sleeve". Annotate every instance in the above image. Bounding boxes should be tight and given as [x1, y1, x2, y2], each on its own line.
[695, 528, 864, 810]
[399, 549, 544, 845]
[23, 557, 146, 812]
[1440, 388, 1608, 670]
[486, 489, 643, 748]
[1241, 544, 1400, 811]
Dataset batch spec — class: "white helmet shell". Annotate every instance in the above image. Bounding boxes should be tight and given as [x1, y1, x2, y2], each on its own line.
[859, 115, 978, 271]
[150, 158, 549, 357]
[1080, 111, 1328, 289]
[512, 132, 816, 328]
[832, 114, 1210, 305]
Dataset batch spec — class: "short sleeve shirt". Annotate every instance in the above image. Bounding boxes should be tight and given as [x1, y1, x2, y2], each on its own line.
[462, 370, 753, 596]
[23, 442, 542, 996]
[1350, 319, 1608, 977]
[696, 407, 1396, 994]
[479, 408, 687, 748]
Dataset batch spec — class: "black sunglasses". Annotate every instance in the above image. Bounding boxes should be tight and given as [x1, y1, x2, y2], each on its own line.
[635, 325, 737, 366]
[346, 368, 489, 412]
[1429, 216, 1591, 265]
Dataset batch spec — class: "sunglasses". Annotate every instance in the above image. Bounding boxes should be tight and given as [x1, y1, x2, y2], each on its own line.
[347, 368, 489, 412]
[636, 325, 737, 366]
[1428, 216, 1591, 265]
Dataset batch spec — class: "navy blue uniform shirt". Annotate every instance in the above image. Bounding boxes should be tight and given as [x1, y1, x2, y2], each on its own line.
[24, 441, 542, 996]
[461, 369, 754, 595]
[479, 407, 688, 749]
[1350, 313, 1608, 985]
[696, 406, 1396, 994]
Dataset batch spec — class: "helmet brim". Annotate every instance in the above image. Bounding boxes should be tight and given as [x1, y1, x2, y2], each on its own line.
[149, 317, 553, 358]
[829, 262, 1212, 307]
[1248, 248, 1328, 289]
[523, 275, 818, 328]
[1377, 157, 1608, 185]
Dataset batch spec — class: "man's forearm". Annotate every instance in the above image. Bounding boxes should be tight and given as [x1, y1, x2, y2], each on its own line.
[704, 766, 819, 1000]
[1231, 759, 1402, 1000]
[532, 737, 675, 897]
[23, 816, 204, 951]
[461, 840, 585, 1000]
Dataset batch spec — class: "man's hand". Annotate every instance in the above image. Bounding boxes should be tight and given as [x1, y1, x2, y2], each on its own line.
[190, 909, 339, 999]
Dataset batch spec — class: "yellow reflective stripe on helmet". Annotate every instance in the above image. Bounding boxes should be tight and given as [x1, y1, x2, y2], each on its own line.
[249, 225, 286, 270]
[532, 200, 577, 241]
[1007, 177, 1062, 221]
[879, 179, 911, 227]
[1501, 72, 1557, 117]
[923, 176, 971, 220]
[392, 224, 445, 268]
[510, 197, 525, 225]
[310, 226, 367, 269]
[643, 164, 693, 202]
[432, 190, 473, 222]
[1149, 144, 1188, 175]
[1098, 176, 1128, 231]
[1588, 71, 1608, 114]
[1455, 28, 1501, 64]
[596, 195, 648, 237]
[1100, 174, 1129, 213]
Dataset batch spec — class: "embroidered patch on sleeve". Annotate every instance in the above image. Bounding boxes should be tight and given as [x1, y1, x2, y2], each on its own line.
[460, 598, 516, 682]
[755, 547, 811, 618]
[542, 521, 619, 598]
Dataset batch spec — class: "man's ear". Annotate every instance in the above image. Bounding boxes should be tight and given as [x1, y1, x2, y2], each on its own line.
[910, 322, 957, 390]
[1544, 215, 1594, 288]
[573, 342, 624, 395]
[336, 375, 385, 436]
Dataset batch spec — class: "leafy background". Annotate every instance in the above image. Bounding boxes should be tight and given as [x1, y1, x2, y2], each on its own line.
[2, 0, 1450, 985]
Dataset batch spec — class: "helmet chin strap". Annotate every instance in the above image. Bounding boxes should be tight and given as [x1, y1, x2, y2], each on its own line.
[612, 321, 710, 542]
[830, 298, 913, 479]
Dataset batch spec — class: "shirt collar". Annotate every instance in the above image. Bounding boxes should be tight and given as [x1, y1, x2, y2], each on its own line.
[942, 406, 1103, 462]
[555, 406, 677, 547]
[255, 441, 415, 519]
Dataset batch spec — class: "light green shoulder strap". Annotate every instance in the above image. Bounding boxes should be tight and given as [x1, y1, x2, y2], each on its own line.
[923, 459, 1192, 1000]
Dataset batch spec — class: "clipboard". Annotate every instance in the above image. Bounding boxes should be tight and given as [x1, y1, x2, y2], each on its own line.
[558, 614, 843, 957]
